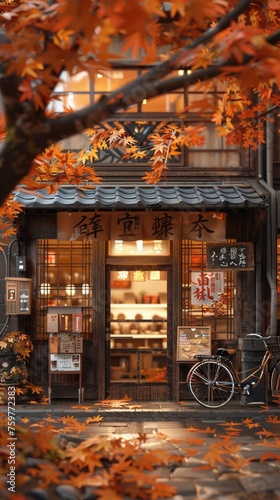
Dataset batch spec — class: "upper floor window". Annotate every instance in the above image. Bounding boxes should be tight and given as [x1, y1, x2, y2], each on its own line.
[49, 68, 244, 171]
[49, 68, 187, 114]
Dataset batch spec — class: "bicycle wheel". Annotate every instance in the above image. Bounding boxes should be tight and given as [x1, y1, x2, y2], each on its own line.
[271, 360, 280, 397]
[188, 360, 235, 408]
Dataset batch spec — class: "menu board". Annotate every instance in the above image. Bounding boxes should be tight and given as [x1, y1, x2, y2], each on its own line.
[49, 333, 83, 354]
[50, 353, 81, 371]
[177, 326, 211, 361]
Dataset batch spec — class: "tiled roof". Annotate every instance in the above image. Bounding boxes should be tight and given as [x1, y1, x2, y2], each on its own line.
[13, 181, 268, 210]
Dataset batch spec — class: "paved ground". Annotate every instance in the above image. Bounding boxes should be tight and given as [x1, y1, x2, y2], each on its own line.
[8, 397, 280, 422]
[1, 398, 280, 499]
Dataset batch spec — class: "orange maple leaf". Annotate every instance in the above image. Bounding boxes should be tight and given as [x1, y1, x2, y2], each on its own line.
[255, 428, 278, 439]
[27, 462, 63, 488]
[266, 415, 280, 424]
[203, 444, 228, 467]
[43, 415, 58, 423]
[25, 382, 44, 394]
[84, 416, 103, 425]
[219, 421, 243, 427]
[243, 419, 261, 429]
[135, 449, 171, 471]
[223, 455, 253, 469]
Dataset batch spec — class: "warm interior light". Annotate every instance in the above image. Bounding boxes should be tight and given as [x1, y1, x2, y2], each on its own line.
[40, 283, 50, 295]
[154, 240, 163, 253]
[136, 240, 143, 252]
[66, 284, 76, 296]
[114, 240, 123, 253]
[82, 284, 90, 295]
[178, 69, 184, 76]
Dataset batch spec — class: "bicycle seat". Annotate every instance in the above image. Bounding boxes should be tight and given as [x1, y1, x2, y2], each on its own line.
[217, 348, 235, 360]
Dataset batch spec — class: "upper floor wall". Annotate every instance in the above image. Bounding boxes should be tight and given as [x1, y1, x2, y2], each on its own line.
[49, 68, 256, 184]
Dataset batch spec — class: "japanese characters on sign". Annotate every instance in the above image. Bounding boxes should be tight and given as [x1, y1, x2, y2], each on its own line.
[50, 353, 81, 372]
[182, 212, 227, 242]
[132, 270, 146, 282]
[57, 211, 227, 242]
[191, 272, 224, 306]
[206, 243, 254, 270]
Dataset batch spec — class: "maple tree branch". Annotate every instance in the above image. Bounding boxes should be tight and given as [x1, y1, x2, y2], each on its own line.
[41, 0, 255, 145]
[46, 0, 252, 135]
[94, 0, 252, 105]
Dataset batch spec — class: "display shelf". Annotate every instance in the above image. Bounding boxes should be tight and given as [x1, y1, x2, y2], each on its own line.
[110, 284, 167, 382]
[111, 304, 167, 320]
[111, 304, 167, 308]
[111, 334, 167, 339]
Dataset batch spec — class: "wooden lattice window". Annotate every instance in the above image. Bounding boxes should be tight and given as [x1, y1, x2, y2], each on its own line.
[35, 240, 93, 340]
[181, 240, 235, 339]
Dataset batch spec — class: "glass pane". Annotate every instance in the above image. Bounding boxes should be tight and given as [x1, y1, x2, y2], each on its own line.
[142, 94, 184, 113]
[56, 70, 90, 91]
[110, 268, 167, 382]
[49, 92, 90, 112]
[48, 71, 91, 112]
[93, 69, 138, 94]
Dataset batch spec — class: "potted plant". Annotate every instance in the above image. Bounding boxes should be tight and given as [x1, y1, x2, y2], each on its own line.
[0, 331, 34, 403]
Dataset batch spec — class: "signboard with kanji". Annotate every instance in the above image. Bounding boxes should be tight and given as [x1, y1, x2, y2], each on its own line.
[57, 211, 226, 242]
[206, 243, 254, 271]
[191, 271, 224, 305]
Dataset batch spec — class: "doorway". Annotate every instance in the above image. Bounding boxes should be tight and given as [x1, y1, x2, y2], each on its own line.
[106, 265, 171, 400]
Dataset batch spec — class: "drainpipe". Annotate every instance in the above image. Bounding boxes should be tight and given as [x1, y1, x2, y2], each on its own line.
[259, 111, 277, 336]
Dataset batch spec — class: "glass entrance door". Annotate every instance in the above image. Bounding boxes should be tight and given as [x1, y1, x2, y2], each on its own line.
[109, 267, 168, 385]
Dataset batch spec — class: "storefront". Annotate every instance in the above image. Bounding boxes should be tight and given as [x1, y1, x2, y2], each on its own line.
[12, 182, 270, 401]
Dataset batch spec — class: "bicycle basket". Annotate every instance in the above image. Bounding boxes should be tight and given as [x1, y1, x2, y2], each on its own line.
[266, 337, 280, 357]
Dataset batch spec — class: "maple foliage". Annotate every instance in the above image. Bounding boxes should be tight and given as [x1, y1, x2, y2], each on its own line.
[0, 0, 277, 225]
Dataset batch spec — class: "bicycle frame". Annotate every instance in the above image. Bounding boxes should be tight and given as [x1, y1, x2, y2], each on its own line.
[222, 348, 271, 394]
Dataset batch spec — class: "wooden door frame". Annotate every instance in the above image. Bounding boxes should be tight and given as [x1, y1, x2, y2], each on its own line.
[105, 262, 173, 400]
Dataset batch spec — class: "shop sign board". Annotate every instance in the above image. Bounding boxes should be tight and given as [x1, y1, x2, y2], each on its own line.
[5, 278, 32, 315]
[206, 243, 254, 270]
[57, 211, 226, 242]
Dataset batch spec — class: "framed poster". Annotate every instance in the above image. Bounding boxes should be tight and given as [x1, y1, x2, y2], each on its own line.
[177, 326, 211, 361]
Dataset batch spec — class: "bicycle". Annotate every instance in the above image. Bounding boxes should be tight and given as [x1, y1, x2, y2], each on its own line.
[187, 333, 280, 408]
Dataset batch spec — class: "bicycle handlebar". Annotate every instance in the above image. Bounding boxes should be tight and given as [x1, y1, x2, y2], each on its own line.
[247, 333, 271, 339]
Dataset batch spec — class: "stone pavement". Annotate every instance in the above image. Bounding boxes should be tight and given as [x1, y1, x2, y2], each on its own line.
[4, 399, 280, 499]
[9, 397, 280, 420]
